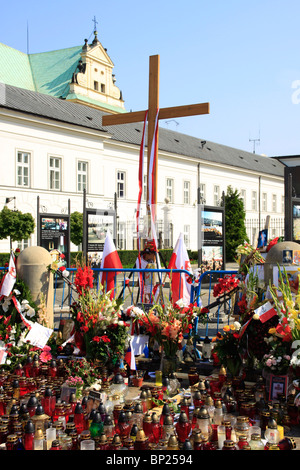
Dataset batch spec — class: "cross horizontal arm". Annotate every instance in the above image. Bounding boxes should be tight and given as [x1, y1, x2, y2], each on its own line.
[101, 102, 210, 127]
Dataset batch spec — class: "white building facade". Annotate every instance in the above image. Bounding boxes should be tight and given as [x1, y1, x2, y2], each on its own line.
[0, 34, 285, 256]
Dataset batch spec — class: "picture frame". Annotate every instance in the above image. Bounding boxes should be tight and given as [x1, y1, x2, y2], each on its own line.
[269, 374, 288, 401]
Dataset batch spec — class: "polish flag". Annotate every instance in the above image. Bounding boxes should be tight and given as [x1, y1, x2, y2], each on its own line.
[168, 233, 192, 304]
[100, 231, 123, 298]
[255, 301, 278, 323]
[125, 339, 137, 371]
[0, 251, 16, 299]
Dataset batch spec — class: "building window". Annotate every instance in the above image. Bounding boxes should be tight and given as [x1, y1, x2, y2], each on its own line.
[166, 178, 174, 203]
[143, 174, 147, 201]
[183, 181, 190, 204]
[101, 84, 105, 93]
[16, 151, 30, 187]
[262, 193, 267, 212]
[184, 225, 190, 249]
[77, 161, 88, 192]
[272, 194, 277, 212]
[49, 157, 61, 191]
[117, 222, 126, 250]
[199, 183, 206, 204]
[17, 239, 30, 251]
[117, 171, 126, 198]
[214, 185, 220, 206]
[94, 81, 99, 91]
[240, 189, 246, 209]
[252, 191, 257, 211]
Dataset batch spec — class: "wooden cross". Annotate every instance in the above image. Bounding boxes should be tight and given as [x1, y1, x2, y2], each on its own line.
[102, 54, 210, 206]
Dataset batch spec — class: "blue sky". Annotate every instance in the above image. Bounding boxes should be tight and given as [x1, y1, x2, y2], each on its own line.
[1, 0, 300, 157]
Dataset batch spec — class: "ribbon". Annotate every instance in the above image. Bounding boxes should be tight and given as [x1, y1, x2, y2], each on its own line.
[147, 108, 159, 239]
[137, 110, 148, 261]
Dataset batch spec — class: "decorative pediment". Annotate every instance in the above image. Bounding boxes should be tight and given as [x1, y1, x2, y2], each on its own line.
[84, 43, 114, 68]
[67, 32, 125, 113]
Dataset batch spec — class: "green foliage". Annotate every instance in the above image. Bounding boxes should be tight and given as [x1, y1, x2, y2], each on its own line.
[224, 186, 249, 261]
[0, 206, 35, 242]
[70, 211, 83, 247]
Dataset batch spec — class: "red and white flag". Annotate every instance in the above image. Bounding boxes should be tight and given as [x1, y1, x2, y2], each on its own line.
[100, 231, 123, 298]
[168, 233, 192, 304]
[255, 301, 277, 323]
[136, 111, 148, 259]
[0, 251, 16, 299]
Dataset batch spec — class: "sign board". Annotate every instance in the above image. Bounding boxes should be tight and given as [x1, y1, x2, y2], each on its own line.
[38, 214, 70, 267]
[200, 206, 225, 273]
[84, 208, 116, 266]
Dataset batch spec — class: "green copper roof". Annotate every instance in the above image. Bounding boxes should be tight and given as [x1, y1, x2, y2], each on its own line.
[29, 45, 82, 98]
[0, 43, 35, 91]
[0, 42, 82, 98]
[0, 41, 124, 110]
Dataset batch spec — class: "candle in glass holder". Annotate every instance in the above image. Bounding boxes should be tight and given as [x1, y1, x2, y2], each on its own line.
[80, 439, 95, 450]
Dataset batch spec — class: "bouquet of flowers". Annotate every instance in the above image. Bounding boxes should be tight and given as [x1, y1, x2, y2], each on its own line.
[261, 347, 291, 375]
[269, 266, 300, 343]
[236, 241, 265, 274]
[0, 273, 42, 371]
[64, 358, 101, 387]
[213, 274, 240, 298]
[133, 300, 200, 359]
[212, 322, 243, 377]
[70, 265, 130, 365]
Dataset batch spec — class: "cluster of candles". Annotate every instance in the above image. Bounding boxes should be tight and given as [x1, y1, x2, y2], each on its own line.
[0, 357, 298, 450]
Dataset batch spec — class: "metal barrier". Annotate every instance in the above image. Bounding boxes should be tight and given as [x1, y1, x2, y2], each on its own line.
[53, 267, 239, 341]
[194, 269, 239, 341]
[53, 267, 199, 329]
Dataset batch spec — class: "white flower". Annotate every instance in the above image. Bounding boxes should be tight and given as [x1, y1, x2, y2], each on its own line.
[22, 303, 36, 318]
[127, 306, 144, 317]
[176, 298, 188, 308]
[2, 295, 12, 312]
[233, 321, 241, 331]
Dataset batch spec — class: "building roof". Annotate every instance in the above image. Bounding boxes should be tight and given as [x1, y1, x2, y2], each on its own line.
[0, 83, 284, 178]
[0, 39, 125, 113]
[29, 45, 83, 98]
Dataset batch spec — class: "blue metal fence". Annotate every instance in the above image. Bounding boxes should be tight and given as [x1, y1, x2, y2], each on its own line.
[53, 267, 239, 341]
[53, 267, 198, 311]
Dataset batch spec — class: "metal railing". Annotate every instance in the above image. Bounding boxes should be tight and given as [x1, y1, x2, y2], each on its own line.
[193, 269, 239, 341]
[53, 267, 239, 340]
[53, 267, 198, 313]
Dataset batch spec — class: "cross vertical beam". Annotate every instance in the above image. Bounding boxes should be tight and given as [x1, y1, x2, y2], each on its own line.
[102, 54, 210, 209]
[147, 55, 160, 206]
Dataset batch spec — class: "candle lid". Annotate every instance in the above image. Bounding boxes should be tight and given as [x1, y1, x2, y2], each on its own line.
[34, 427, 44, 439]
[136, 429, 148, 442]
[167, 435, 178, 448]
[223, 439, 235, 448]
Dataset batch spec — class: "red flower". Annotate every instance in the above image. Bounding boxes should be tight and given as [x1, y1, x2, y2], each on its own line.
[74, 266, 94, 295]
[100, 335, 111, 343]
[213, 275, 239, 298]
[201, 307, 210, 314]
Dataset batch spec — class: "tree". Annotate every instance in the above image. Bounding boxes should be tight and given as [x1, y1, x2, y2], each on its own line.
[70, 211, 83, 247]
[224, 186, 249, 261]
[0, 206, 35, 249]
